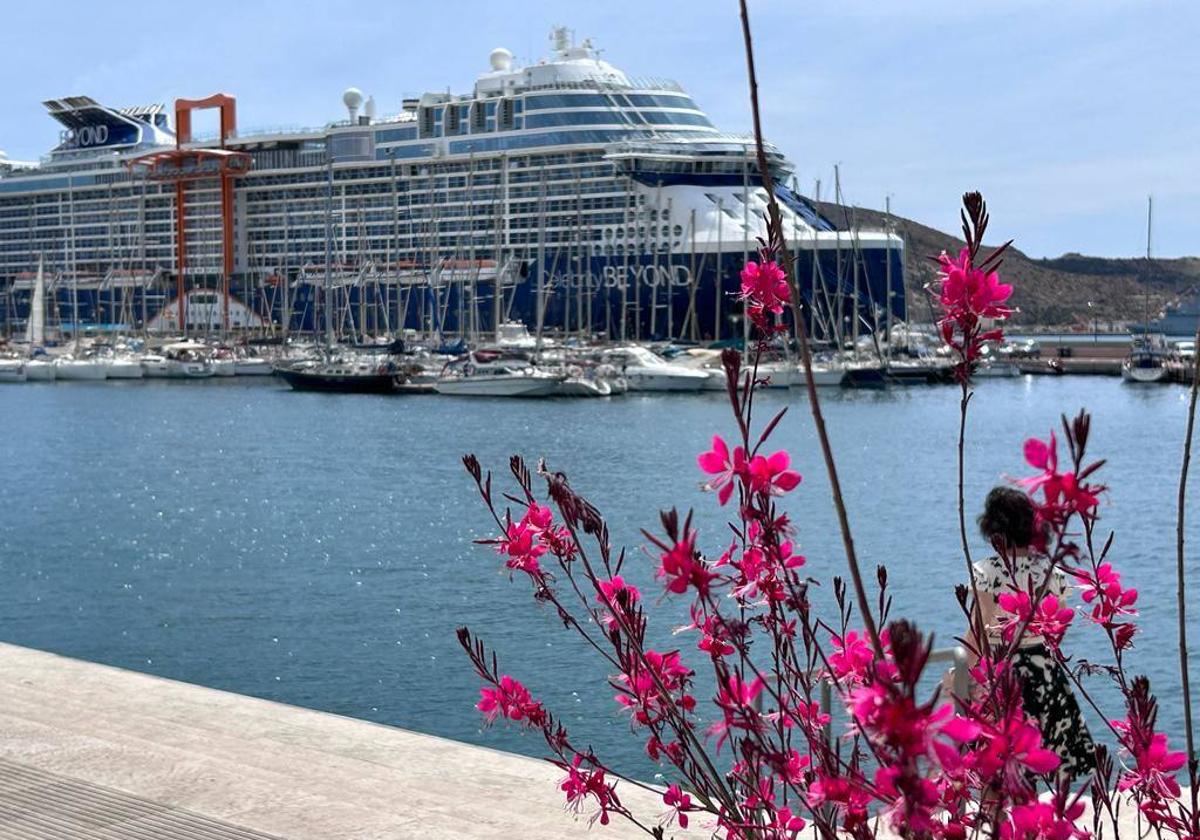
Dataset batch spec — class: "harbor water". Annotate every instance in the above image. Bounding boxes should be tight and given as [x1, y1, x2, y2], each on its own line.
[0, 375, 1196, 773]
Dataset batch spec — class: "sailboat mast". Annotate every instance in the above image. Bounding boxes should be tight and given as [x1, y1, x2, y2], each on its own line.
[323, 156, 335, 349]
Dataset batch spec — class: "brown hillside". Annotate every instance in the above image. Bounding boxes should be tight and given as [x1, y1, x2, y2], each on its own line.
[813, 201, 1200, 327]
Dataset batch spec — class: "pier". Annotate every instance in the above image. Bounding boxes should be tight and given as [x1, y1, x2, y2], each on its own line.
[0, 642, 673, 839]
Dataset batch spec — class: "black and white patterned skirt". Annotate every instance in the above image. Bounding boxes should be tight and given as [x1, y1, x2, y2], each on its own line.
[1013, 644, 1096, 780]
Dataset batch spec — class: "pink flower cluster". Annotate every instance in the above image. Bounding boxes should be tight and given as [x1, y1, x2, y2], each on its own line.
[476, 674, 546, 727]
[738, 258, 790, 333]
[1112, 702, 1190, 830]
[698, 435, 801, 507]
[656, 529, 718, 598]
[612, 648, 695, 726]
[496, 502, 574, 575]
[1019, 432, 1103, 533]
[995, 591, 1075, 651]
[931, 246, 1012, 380]
[559, 754, 618, 826]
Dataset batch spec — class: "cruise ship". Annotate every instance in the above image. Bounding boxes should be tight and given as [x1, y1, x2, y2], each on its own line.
[0, 27, 904, 343]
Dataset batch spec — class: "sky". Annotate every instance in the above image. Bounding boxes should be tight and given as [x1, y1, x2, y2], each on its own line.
[0, 0, 1196, 259]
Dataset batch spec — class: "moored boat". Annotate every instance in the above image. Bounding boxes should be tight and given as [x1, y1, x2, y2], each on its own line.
[1122, 341, 1170, 384]
[23, 358, 56, 381]
[600, 346, 709, 392]
[275, 355, 431, 394]
[54, 357, 108, 381]
[0, 358, 26, 382]
[435, 355, 563, 397]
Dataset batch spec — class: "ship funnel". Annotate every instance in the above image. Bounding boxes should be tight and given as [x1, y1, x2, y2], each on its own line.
[342, 87, 364, 123]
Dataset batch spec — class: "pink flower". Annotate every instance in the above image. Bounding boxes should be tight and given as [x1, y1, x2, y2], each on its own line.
[1017, 431, 1104, 530]
[745, 450, 802, 497]
[935, 247, 1012, 322]
[596, 576, 640, 630]
[698, 435, 746, 506]
[828, 629, 896, 686]
[995, 591, 1074, 650]
[613, 649, 694, 725]
[739, 260, 790, 330]
[559, 754, 618, 826]
[768, 806, 807, 838]
[1075, 563, 1138, 625]
[930, 246, 1013, 380]
[944, 708, 1060, 785]
[497, 519, 547, 574]
[709, 673, 765, 751]
[1000, 800, 1089, 840]
[807, 771, 873, 830]
[495, 503, 574, 574]
[656, 530, 717, 598]
[684, 605, 736, 657]
[662, 783, 692, 829]
[476, 675, 546, 727]
[1113, 723, 1187, 801]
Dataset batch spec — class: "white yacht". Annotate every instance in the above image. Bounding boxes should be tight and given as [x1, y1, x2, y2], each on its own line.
[601, 345, 709, 392]
[435, 355, 564, 397]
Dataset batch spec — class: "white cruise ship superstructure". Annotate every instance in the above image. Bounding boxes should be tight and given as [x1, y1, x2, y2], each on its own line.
[0, 27, 903, 342]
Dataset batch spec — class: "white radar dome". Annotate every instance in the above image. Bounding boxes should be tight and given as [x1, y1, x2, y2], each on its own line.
[489, 47, 514, 72]
[342, 87, 364, 110]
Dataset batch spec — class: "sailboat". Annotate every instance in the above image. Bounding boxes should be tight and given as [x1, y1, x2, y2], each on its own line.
[23, 256, 56, 381]
[1122, 197, 1170, 384]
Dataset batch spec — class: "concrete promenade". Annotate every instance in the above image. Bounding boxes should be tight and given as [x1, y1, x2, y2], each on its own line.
[0, 642, 679, 839]
[0, 641, 1174, 839]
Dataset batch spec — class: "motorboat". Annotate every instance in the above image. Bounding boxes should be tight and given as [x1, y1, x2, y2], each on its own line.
[600, 345, 709, 392]
[435, 355, 564, 397]
[552, 363, 616, 397]
[158, 343, 215, 379]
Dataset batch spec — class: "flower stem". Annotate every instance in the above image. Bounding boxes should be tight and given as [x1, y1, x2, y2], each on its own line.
[1175, 326, 1199, 767]
[737, 0, 881, 656]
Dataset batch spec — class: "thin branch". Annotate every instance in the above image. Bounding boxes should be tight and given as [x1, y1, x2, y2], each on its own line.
[737, 0, 881, 656]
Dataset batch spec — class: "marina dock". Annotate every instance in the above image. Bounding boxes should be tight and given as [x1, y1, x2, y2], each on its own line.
[0, 642, 675, 839]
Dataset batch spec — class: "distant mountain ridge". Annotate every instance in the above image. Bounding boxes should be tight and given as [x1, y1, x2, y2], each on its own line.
[812, 200, 1200, 327]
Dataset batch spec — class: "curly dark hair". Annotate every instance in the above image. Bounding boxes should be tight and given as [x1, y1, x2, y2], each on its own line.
[977, 486, 1036, 549]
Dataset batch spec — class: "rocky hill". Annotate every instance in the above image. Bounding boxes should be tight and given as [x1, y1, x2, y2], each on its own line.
[813, 201, 1200, 327]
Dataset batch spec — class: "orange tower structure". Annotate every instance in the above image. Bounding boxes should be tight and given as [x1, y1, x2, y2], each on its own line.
[128, 95, 251, 334]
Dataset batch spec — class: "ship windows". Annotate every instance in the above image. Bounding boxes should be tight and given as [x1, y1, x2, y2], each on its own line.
[625, 94, 700, 109]
[470, 102, 486, 133]
[499, 99, 515, 131]
[524, 93, 610, 110]
[419, 107, 435, 138]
